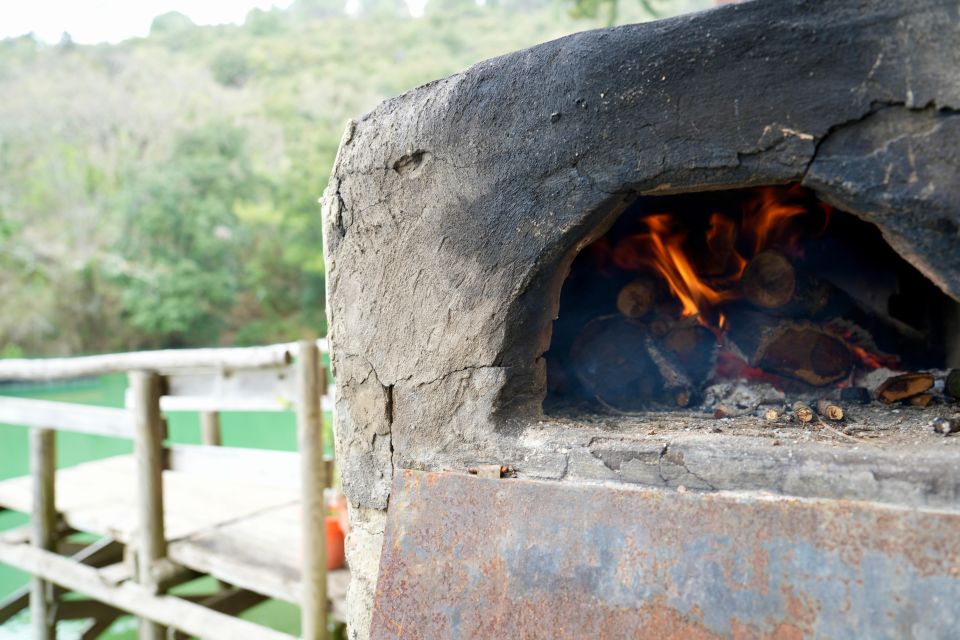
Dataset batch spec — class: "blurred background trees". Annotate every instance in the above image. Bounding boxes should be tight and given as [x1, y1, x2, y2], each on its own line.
[0, 0, 708, 356]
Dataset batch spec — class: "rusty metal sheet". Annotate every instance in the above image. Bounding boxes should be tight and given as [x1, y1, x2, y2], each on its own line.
[372, 469, 960, 639]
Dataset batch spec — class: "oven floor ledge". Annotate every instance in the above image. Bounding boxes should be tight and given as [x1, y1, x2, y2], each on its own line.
[489, 408, 960, 511]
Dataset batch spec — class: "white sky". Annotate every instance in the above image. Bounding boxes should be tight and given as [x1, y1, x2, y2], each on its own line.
[0, 1, 299, 44]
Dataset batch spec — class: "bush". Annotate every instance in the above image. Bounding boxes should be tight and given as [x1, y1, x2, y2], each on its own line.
[210, 50, 252, 88]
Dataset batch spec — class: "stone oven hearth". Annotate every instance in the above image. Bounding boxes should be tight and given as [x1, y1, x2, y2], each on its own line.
[322, 0, 960, 637]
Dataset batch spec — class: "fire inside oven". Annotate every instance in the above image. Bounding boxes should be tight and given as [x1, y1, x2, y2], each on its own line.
[545, 184, 960, 416]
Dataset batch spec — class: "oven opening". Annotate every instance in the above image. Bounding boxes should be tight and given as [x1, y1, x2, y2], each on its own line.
[544, 184, 960, 418]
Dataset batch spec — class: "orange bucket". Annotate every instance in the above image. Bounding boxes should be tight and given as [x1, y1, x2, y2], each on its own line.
[326, 515, 345, 570]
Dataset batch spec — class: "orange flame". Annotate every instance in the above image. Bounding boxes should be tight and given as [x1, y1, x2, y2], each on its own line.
[613, 214, 736, 325]
[705, 212, 747, 281]
[742, 186, 809, 256]
[610, 185, 826, 329]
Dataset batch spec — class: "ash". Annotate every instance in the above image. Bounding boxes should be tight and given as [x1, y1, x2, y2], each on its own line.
[702, 381, 785, 416]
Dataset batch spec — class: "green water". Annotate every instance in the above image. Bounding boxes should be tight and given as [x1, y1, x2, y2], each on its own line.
[0, 374, 335, 638]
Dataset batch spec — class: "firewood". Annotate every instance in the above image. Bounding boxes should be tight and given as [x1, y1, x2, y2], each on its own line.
[946, 369, 960, 400]
[741, 251, 796, 309]
[569, 316, 661, 411]
[764, 408, 780, 421]
[740, 252, 928, 366]
[616, 278, 656, 319]
[816, 399, 844, 421]
[908, 394, 934, 407]
[875, 372, 934, 404]
[660, 319, 716, 385]
[740, 250, 831, 316]
[793, 401, 814, 423]
[644, 334, 694, 407]
[758, 325, 854, 386]
[725, 308, 853, 386]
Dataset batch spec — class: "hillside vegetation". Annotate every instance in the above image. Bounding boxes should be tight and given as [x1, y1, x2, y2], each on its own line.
[0, 0, 706, 356]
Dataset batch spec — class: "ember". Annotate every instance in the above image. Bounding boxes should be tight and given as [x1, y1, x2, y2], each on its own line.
[546, 185, 958, 414]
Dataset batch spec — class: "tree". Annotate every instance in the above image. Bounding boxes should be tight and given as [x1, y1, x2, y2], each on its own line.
[149, 12, 195, 36]
[113, 122, 256, 345]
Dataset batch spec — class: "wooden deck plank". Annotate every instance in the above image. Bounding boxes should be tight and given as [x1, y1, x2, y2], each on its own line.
[0, 455, 298, 542]
[0, 455, 349, 618]
[167, 503, 349, 609]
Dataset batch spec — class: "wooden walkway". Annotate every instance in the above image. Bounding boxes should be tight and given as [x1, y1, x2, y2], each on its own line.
[0, 341, 346, 639]
[0, 456, 349, 617]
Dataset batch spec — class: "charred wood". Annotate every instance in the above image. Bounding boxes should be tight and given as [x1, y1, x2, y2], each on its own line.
[875, 372, 935, 404]
[724, 308, 853, 386]
[644, 334, 694, 407]
[569, 316, 661, 411]
[658, 317, 716, 385]
[740, 251, 929, 365]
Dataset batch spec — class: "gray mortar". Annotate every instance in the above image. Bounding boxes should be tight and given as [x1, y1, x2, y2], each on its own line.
[321, 1, 960, 636]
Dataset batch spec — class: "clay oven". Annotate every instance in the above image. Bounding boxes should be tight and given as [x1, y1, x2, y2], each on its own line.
[323, 0, 960, 637]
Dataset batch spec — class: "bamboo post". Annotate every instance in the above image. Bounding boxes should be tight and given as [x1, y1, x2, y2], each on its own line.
[200, 411, 222, 446]
[30, 427, 57, 640]
[296, 340, 327, 639]
[129, 371, 167, 640]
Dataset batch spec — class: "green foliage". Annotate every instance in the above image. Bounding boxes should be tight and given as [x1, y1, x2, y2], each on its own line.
[113, 123, 253, 344]
[150, 12, 196, 36]
[568, 0, 672, 25]
[210, 49, 252, 87]
[245, 9, 286, 36]
[0, 0, 705, 356]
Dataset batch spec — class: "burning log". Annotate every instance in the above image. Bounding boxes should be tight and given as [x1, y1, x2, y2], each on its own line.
[875, 372, 934, 404]
[742, 251, 796, 309]
[616, 278, 657, 319]
[740, 251, 927, 366]
[816, 399, 844, 421]
[569, 316, 661, 411]
[741, 250, 831, 316]
[792, 401, 814, 423]
[755, 323, 853, 386]
[725, 308, 854, 386]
